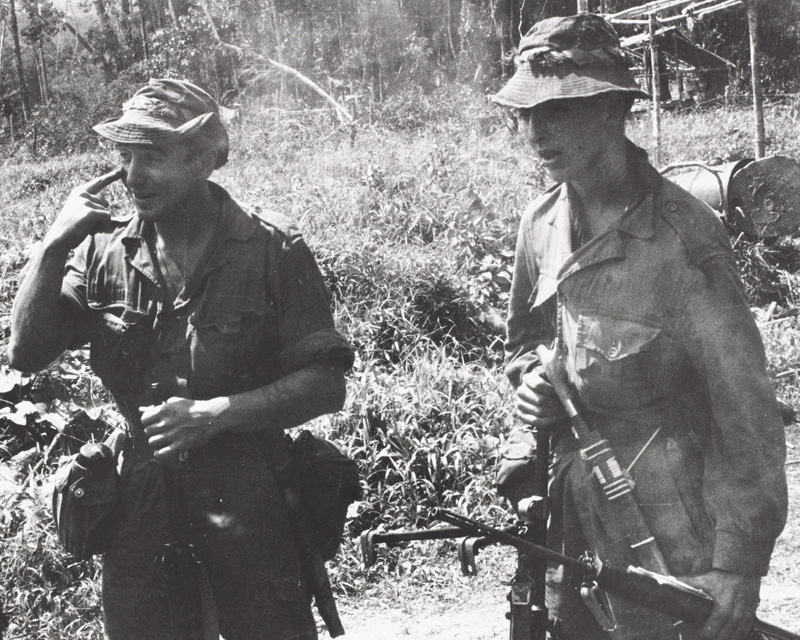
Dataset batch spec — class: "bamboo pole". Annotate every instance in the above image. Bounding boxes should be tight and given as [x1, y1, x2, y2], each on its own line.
[747, 0, 765, 159]
[612, 0, 692, 20]
[649, 14, 662, 166]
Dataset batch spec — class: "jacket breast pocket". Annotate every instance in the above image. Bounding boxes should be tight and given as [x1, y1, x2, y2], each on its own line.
[573, 314, 661, 409]
[90, 307, 151, 396]
[187, 310, 271, 397]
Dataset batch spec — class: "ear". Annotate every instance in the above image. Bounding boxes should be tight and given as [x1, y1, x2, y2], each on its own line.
[600, 94, 627, 129]
[194, 147, 217, 179]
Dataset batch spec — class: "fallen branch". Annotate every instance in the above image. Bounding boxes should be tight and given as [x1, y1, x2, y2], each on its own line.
[61, 20, 94, 54]
[197, 0, 354, 125]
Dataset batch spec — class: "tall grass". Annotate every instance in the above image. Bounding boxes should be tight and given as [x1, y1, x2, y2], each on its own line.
[2, 86, 800, 636]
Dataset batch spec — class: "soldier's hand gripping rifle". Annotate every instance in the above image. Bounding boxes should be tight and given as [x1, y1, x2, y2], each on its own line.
[531, 342, 797, 638]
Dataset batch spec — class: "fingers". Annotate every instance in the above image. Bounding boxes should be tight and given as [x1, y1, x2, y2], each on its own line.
[83, 167, 124, 196]
[521, 367, 558, 397]
[679, 571, 760, 640]
[139, 404, 159, 427]
[516, 367, 564, 426]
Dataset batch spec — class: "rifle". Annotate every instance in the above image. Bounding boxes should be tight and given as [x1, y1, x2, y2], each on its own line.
[432, 509, 797, 640]
[362, 418, 555, 640]
[360, 510, 799, 640]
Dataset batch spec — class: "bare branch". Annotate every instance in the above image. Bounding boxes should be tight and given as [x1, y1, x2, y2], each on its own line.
[197, 0, 354, 125]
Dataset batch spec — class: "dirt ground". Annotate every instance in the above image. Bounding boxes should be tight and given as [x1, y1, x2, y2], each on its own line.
[324, 582, 799, 640]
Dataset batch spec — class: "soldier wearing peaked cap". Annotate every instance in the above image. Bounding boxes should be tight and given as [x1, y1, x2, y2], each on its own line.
[497, 14, 787, 640]
[8, 78, 354, 639]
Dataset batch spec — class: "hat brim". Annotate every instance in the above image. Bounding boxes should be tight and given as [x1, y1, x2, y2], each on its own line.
[492, 64, 650, 109]
[93, 111, 214, 145]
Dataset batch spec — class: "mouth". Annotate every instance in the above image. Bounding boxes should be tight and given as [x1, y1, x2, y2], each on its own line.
[537, 149, 562, 164]
[131, 192, 156, 204]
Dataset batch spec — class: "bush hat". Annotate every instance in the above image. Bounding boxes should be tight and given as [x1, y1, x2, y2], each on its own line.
[93, 78, 229, 168]
[492, 13, 649, 109]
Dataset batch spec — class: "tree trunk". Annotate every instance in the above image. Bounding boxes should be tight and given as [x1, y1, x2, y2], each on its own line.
[93, 0, 124, 74]
[445, 0, 457, 59]
[62, 21, 95, 54]
[336, 0, 345, 57]
[747, 0, 765, 159]
[138, 0, 149, 59]
[0, 21, 6, 81]
[166, 0, 179, 27]
[8, 0, 28, 120]
[35, 42, 48, 104]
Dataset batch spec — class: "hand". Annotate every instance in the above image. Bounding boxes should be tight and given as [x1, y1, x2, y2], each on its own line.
[516, 365, 567, 427]
[140, 397, 223, 460]
[43, 169, 124, 251]
[679, 570, 761, 640]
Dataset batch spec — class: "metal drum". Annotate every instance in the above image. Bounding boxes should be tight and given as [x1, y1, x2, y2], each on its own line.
[665, 156, 800, 239]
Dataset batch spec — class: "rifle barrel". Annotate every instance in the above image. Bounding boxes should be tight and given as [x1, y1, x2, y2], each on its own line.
[431, 509, 587, 573]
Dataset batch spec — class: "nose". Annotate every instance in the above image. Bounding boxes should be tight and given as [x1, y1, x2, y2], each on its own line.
[124, 155, 146, 191]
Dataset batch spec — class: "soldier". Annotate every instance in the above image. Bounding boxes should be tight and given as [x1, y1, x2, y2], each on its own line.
[495, 14, 787, 640]
[8, 78, 354, 640]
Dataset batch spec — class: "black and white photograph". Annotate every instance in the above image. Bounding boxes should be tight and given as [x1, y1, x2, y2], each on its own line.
[0, 1, 798, 638]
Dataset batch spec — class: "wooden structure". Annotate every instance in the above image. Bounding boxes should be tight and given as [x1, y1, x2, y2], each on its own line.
[578, 0, 765, 164]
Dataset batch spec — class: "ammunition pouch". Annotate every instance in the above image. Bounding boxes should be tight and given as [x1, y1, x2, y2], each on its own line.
[496, 428, 538, 509]
[288, 430, 361, 561]
[51, 443, 121, 559]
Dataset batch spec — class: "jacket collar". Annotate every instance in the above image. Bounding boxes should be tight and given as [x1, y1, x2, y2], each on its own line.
[118, 181, 258, 287]
[545, 142, 661, 281]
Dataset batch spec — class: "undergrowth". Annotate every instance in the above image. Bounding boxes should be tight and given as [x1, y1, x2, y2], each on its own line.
[1, 85, 800, 636]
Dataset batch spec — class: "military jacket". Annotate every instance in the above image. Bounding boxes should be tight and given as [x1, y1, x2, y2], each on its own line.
[61, 182, 354, 438]
[505, 148, 787, 577]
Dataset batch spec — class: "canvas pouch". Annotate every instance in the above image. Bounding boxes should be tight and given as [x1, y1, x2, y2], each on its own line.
[288, 430, 361, 561]
[51, 436, 123, 560]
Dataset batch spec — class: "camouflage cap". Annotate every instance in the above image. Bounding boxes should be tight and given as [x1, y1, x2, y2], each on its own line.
[492, 14, 649, 109]
[93, 78, 229, 168]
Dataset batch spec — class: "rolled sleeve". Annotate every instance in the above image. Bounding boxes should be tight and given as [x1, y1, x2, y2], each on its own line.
[61, 238, 92, 348]
[273, 236, 354, 375]
[680, 253, 787, 576]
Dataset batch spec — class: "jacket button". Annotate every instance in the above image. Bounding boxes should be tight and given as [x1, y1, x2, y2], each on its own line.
[666, 202, 678, 212]
[73, 487, 85, 498]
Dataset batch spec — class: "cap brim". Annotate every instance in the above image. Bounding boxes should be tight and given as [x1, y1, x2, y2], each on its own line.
[492, 64, 650, 109]
[93, 112, 213, 145]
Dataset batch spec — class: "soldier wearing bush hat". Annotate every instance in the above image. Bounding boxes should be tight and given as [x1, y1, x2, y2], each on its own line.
[8, 78, 354, 639]
[498, 14, 787, 640]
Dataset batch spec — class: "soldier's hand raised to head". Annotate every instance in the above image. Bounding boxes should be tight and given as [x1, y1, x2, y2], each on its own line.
[43, 168, 124, 251]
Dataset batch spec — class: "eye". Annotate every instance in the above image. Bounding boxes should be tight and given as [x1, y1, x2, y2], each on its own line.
[515, 109, 533, 124]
